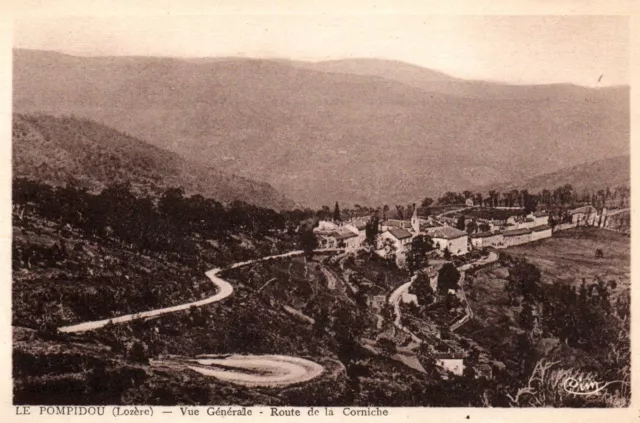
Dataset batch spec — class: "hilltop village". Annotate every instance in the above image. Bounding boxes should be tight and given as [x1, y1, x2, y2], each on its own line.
[313, 201, 625, 261]
[308, 200, 629, 377]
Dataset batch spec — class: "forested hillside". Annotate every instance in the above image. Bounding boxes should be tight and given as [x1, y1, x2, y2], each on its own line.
[13, 114, 295, 210]
[483, 155, 630, 196]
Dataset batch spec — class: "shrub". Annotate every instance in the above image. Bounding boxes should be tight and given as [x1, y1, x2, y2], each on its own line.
[595, 249, 604, 259]
[377, 337, 397, 357]
[126, 341, 150, 364]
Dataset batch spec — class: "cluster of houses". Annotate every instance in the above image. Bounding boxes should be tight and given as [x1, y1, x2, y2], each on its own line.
[313, 218, 367, 250]
[468, 211, 552, 249]
[313, 203, 615, 263]
[311, 202, 621, 378]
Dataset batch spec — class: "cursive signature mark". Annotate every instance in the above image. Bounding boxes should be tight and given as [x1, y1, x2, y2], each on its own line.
[562, 376, 623, 396]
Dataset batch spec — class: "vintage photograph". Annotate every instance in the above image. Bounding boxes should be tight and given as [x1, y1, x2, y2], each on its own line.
[11, 14, 630, 407]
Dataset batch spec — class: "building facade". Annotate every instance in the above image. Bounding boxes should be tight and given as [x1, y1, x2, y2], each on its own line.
[531, 211, 550, 226]
[425, 226, 469, 256]
[530, 224, 552, 241]
[502, 228, 532, 247]
[570, 205, 598, 226]
[379, 228, 413, 252]
[435, 356, 465, 376]
[470, 231, 504, 249]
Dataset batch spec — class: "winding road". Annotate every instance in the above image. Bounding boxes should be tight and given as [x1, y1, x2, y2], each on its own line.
[57, 248, 345, 387]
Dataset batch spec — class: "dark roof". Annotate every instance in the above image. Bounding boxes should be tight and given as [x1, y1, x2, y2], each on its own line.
[463, 207, 523, 221]
[532, 225, 552, 232]
[382, 219, 411, 228]
[470, 231, 503, 239]
[426, 226, 468, 240]
[503, 228, 532, 237]
[333, 231, 358, 240]
[387, 228, 413, 240]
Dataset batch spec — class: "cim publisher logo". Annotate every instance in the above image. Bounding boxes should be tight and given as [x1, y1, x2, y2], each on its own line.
[562, 375, 621, 396]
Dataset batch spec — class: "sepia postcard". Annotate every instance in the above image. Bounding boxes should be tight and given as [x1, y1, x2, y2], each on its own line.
[1, 1, 638, 422]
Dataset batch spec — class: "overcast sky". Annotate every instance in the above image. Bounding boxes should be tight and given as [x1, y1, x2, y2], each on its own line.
[13, 15, 628, 86]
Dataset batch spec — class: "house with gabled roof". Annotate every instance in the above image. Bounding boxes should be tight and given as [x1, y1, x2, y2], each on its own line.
[315, 224, 361, 250]
[380, 227, 413, 252]
[344, 221, 367, 248]
[333, 230, 360, 249]
[425, 226, 469, 256]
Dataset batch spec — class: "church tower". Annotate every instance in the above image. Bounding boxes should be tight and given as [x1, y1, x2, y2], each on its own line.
[411, 204, 420, 234]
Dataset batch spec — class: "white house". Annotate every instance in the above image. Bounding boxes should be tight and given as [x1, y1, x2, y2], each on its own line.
[315, 224, 361, 250]
[425, 226, 469, 256]
[380, 228, 413, 252]
[316, 233, 335, 249]
[570, 205, 598, 226]
[344, 222, 366, 247]
[334, 231, 360, 250]
[531, 211, 550, 226]
[435, 353, 465, 376]
[470, 231, 504, 249]
[314, 220, 339, 232]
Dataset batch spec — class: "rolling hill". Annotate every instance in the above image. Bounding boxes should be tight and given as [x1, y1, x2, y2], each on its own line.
[13, 49, 629, 207]
[483, 154, 630, 195]
[12, 113, 296, 210]
[292, 58, 627, 100]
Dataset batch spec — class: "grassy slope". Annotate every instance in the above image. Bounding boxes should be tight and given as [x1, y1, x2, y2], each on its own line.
[460, 228, 630, 376]
[506, 228, 629, 294]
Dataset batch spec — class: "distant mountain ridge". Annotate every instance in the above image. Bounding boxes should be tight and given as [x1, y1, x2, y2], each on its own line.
[290, 57, 627, 99]
[13, 49, 629, 207]
[483, 155, 630, 195]
[12, 113, 296, 210]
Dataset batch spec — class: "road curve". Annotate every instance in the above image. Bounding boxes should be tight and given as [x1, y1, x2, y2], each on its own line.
[152, 355, 325, 388]
[58, 270, 233, 333]
[56, 248, 345, 387]
[58, 249, 344, 333]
